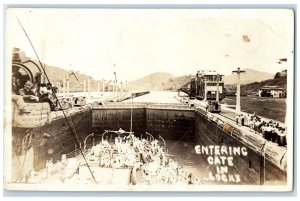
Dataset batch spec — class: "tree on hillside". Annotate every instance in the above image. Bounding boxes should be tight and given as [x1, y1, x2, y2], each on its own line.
[274, 72, 281, 79]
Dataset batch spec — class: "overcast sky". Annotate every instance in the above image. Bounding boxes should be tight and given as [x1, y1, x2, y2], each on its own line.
[5, 9, 294, 82]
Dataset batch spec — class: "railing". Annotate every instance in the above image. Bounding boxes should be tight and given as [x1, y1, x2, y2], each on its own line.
[147, 104, 192, 110]
[50, 105, 91, 120]
[195, 106, 242, 136]
[92, 103, 146, 109]
[92, 102, 193, 110]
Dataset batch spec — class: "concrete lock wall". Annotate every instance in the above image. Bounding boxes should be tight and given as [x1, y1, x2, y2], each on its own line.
[92, 106, 195, 141]
[146, 108, 195, 141]
[195, 111, 287, 185]
[12, 103, 286, 185]
[92, 108, 147, 136]
[12, 108, 93, 171]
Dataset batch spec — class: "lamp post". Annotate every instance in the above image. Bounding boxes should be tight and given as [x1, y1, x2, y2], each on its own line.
[83, 79, 86, 97]
[107, 80, 111, 92]
[232, 67, 245, 113]
[216, 74, 219, 102]
[66, 74, 70, 97]
[97, 81, 100, 97]
[62, 77, 66, 97]
[88, 76, 91, 99]
[102, 79, 105, 93]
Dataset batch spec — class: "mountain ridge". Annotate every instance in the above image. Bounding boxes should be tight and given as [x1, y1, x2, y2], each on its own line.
[223, 68, 274, 85]
[129, 69, 274, 91]
[31, 60, 104, 92]
[130, 72, 176, 91]
[37, 63, 277, 93]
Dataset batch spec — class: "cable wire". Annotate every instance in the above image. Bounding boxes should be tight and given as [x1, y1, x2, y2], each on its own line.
[16, 16, 97, 183]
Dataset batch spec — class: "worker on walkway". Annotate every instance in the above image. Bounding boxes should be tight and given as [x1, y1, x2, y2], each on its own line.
[240, 114, 245, 126]
[265, 124, 272, 141]
[248, 116, 254, 131]
[235, 114, 239, 125]
[277, 128, 287, 146]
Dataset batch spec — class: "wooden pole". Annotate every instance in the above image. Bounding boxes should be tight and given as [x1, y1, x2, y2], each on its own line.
[84, 79, 86, 97]
[88, 78, 91, 99]
[63, 76, 66, 97]
[67, 74, 70, 97]
[216, 74, 219, 101]
[102, 80, 105, 92]
[97, 81, 100, 97]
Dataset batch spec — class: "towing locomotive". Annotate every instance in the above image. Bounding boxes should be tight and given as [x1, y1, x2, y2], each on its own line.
[178, 70, 225, 113]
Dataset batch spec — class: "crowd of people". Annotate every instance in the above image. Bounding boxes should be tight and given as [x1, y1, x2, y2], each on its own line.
[86, 131, 201, 185]
[235, 113, 287, 147]
[29, 130, 202, 185]
[12, 70, 57, 113]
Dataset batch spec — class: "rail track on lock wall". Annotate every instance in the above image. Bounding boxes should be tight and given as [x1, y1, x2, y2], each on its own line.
[192, 101, 237, 125]
[217, 113, 236, 124]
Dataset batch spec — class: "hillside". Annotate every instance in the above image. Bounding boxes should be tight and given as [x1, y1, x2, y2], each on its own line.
[241, 75, 287, 94]
[131, 69, 273, 92]
[223, 68, 273, 85]
[40, 64, 279, 93]
[161, 75, 193, 91]
[35, 61, 104, 92]
[224, 75, 287, 96]
[130, 72, 176, 91]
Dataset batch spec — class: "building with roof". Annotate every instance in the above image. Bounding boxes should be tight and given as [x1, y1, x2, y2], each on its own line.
[258, 86, 286, 98]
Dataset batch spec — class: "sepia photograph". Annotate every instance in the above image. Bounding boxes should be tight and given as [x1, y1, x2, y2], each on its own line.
[3, 8, 294, 192]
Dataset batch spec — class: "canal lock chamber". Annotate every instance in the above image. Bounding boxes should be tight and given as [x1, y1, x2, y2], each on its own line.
[11, 103, 286, 185]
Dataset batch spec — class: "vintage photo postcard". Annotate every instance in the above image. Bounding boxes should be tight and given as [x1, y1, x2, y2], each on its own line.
[3, 8, 294, 192]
